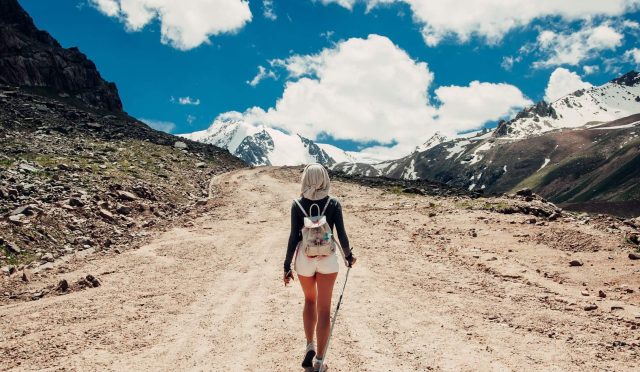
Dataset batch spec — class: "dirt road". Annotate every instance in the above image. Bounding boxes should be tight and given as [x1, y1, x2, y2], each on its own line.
[1, 167, 639, 371]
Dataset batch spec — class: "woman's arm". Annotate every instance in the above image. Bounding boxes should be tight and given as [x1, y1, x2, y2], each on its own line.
[284, 202, 303, 273]
[333, 200, 353, 261]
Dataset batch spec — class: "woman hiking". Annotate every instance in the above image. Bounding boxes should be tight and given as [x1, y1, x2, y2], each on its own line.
[283, 164, 356, 372]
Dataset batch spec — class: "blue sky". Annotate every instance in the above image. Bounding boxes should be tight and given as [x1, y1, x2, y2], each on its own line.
[20, 0, 640, 153]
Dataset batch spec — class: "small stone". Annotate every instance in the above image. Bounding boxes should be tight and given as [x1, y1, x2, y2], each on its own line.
[584, 304, 598, 311]
[67, 198, 85, 208]
[18, 163, 38, 173]
[569, 260, 584, 267]
[21, 270, 31, 282]
[580, 290, 589, 296]
[98, 208, 114, 221]
[174, 141, 188, 149]
[629, 253, 640, 260]
[4, 241, 21, 254]
[116, 190, 137, 201]
[611, 306, 624, 311]
[8, 215, 27, 225]
[195, 199, 208, 206]
[10, 205, 31, 216]
[195, 162, 206, 168]
[598, 290, 606, 298]
[57, 279, 69, 292]
[116, 204, 131, 215]
[86, 274, 101, 287]
[42, 252, 54, 262]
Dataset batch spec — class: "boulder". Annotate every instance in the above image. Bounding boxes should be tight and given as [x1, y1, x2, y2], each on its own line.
[569, 260, 584, 267]
[174, 141, 188, 149]
[516, 188, 533, 197]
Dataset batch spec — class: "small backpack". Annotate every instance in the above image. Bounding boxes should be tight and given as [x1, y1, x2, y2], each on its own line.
[294, 197, 336, 257]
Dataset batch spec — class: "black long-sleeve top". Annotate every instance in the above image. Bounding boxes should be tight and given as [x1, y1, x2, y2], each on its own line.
[284, 196, 352, 273]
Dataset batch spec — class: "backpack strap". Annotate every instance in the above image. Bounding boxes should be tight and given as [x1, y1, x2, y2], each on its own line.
[320, 197, 332, 216]
[293, 199, 308, 217]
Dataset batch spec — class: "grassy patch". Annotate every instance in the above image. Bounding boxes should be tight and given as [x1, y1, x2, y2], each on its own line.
[457, 199, 512, 213]
[0, 158, 15, 167]
[388, 186, 405, 195]
[1, 244, 35, 266]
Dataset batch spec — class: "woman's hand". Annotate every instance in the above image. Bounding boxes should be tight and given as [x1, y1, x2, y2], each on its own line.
[283, 270, 294, 286]
[347, 255, 357, 268]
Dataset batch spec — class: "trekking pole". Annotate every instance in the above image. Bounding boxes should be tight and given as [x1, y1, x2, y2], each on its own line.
[322, 266, 351, 369]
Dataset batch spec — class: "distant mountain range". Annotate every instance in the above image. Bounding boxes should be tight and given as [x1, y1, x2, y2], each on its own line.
[179, 112, 362, 166]
[333, 71, 640, 215]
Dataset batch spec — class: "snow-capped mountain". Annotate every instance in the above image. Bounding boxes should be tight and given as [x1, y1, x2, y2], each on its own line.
[494, 71, 640, 138]
[333, 71, 640, 211]
[179, 112, 353, 166]
[414, 131, 450, 153]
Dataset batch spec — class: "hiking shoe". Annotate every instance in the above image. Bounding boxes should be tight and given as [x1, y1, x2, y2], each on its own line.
[313, 358, 328, 372]
[302, 349, 316, 368]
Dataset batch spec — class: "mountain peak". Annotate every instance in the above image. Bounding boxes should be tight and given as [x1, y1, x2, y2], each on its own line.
[415, 131, 449, 152]
[0, 0, 123, 112]
[611, 70, 640, 87]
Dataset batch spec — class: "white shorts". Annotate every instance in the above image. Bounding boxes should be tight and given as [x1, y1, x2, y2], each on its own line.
[295, 247, 339, 277]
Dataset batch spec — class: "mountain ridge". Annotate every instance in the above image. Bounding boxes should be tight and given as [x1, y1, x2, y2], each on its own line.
[179, 113, 356, 166]
[333, 71, 640, 216]
[0, 0, 122, 112]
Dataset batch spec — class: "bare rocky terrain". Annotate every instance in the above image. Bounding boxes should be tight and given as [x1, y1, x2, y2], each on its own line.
[0, 86, 244, 302]
[1, 167, 638, 371]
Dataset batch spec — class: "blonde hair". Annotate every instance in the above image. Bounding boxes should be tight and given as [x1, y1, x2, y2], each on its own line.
[300, 164, 330, 200]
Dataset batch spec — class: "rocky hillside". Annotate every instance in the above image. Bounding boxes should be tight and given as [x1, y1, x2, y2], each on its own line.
[0, 86, 244, 279]
[179, 112, 356, 166]
[0, 0, 245, 280]
[0, 0, 122, 112]
[334, 72, 640, 216]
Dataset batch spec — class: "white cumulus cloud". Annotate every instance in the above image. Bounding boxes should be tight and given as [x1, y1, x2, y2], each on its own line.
[210, 34, 531, 157]
[532, 23, 624, 68]
[318, 0, 640, 46]
[624, 48, 640, 65]
[247, 66, 278, 86]
[171, 96, 201, 105]
[544, 67, 593, 102]
[90, 0, 252, 50]
[263, 0, 277, 20]
[435, 81, 532, 134]
[141, 118, 176, 133]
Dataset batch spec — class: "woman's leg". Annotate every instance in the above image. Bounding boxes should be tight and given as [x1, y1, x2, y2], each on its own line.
[298, 274, 318, 343]
[315, 272, 338, 359]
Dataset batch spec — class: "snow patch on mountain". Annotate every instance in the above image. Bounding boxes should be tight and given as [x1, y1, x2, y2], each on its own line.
[180, 112, 361, 166]
[495, 71, 640, 138]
